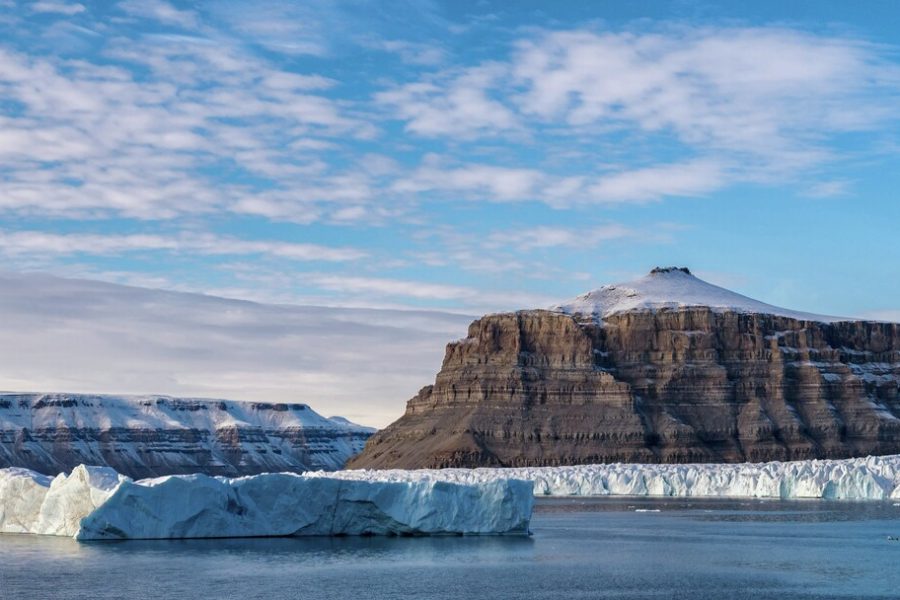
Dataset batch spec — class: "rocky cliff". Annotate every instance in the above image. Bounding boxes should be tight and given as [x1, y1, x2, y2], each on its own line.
[348, 268, 900, 469]
[0, 393, 374, 478]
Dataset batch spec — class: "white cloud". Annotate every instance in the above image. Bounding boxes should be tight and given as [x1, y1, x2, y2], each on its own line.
[511, 28, 900, 158]
[378, 26, 900, 202]
[393, 161, 543, 200]
[487, 224, 640, 250]
[804, 180, 851, 198]
[0, 230, 368, 262]
[4, 20, 897, 224]
[376, 63, 520, 137]
[206, 0, 331, 56]
[302, 274, 476, 301]
[117, 0, 199, 29]
[30, 1, 85, 15]
[300, 273, 561, 312]
[579, 160, 724, 204]
[0, 271, 474, 427]
[391, 158, 722, 205]
[0, 33, 376, 221]
[376, 39, 446, 66]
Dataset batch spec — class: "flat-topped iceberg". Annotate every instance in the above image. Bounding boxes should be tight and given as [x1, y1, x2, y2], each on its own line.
[0, 465, 533, 540]
[326, 454, 900, 501]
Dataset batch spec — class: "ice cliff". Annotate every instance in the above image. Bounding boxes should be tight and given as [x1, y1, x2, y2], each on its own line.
[0, 465, 533, 540]
[334, 454, 900, 501]
[5, 454, 897, 542]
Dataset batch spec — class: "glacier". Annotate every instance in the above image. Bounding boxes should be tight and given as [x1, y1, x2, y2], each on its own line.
[0, 465, 533, 540]
[326, 454, 900, 501]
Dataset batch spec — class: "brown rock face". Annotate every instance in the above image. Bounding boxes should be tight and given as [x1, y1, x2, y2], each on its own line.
[348, 309, 900, 469]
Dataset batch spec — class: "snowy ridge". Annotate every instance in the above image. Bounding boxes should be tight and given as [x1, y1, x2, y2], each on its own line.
[0, 465, 533, 539]
[0, 393, 375, 476]
[330, 454, 900, 500]
[0, 392, 373, 432]
[550, 267, 848, 323]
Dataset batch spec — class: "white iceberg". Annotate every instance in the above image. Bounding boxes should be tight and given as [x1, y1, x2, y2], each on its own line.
[0, 465, 533, 540]
[6, 455, 897, 542]
[326, 454, 900, 501]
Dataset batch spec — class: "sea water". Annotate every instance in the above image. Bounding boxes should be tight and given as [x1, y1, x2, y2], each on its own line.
[1, 498, 898, 599]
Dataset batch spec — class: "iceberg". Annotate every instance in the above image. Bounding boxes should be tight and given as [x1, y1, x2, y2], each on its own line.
[5, 454, 897, 542]
[0, 465, 533, 540]
[327, 454, 900, 501]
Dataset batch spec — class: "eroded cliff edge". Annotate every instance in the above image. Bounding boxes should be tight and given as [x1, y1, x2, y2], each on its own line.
[349, 305, 900, 469]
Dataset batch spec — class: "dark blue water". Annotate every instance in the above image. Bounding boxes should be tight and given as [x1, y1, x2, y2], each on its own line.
[2, 498, 899, 599]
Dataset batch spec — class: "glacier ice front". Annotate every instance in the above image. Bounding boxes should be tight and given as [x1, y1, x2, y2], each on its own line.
[329, 454, 900, 501]
[5, 455, 897, 542]
[0, 465, 534, 540]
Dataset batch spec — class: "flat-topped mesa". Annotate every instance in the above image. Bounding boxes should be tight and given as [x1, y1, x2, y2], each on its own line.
[348, 270, 900, 469]
[0, 393, 375, 478]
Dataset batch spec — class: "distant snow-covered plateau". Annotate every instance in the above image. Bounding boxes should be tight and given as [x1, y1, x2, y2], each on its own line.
[0, 271, 473, 429]
[0, 393, 374, 478]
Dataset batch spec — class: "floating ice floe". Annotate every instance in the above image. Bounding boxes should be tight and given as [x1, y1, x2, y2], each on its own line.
[326, 454, 900, 501]
[0, 465, 533, 540]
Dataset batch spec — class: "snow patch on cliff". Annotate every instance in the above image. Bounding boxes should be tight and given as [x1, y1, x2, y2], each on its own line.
[551, 267, 847, 323]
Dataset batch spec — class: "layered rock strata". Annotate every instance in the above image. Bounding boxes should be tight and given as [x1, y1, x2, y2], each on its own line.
[0, 393, 373, 478]
[349, 269, 899, 468]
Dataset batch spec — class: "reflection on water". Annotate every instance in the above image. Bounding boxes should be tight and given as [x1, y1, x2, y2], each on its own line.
[1, 531, 535, 566]
[2, 498, 899, 600]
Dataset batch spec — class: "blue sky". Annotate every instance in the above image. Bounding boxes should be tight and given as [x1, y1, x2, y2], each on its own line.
[2, 0, 899, 319]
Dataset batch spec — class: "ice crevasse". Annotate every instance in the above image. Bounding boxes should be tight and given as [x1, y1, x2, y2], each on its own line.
[0, 465, 534, 540]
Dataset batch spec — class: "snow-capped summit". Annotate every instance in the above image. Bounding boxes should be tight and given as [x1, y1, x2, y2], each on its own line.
[551, 267, 846, 322]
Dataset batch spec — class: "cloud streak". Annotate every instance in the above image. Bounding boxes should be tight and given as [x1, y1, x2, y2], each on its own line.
[0, 271, 473, 427]
[0, 29, 375, 221]
[0, 230, 368, 262]
[379, 26, 900, 202]
[1, 6, 898, 324]
[30, 2, 86, 15]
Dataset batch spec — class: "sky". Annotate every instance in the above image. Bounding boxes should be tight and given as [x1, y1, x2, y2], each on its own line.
[1, 1, 899, 425]
[0, 271, 472, 426]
